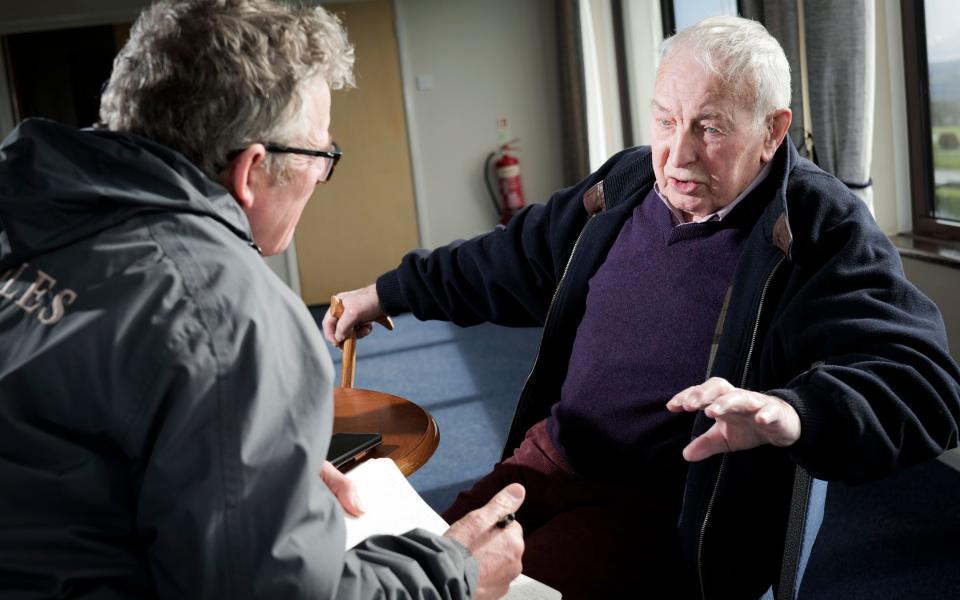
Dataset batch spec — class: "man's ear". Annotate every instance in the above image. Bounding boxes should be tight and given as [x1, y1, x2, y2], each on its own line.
[762, 108, 793, 162]
[219, 144, 268, 210]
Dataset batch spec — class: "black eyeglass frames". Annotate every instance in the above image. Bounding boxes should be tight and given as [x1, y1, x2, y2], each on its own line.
[226, 140, 342, 182]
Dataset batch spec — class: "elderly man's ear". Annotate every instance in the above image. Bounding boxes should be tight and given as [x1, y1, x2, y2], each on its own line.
[762, 109, 793, 162]
[220, 144, 269, 211]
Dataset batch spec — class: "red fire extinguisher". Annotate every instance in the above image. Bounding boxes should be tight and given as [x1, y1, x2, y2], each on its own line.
[485, 118, 526, 225]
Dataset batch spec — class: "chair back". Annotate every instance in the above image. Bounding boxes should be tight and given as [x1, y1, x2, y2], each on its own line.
[759, 467, 828, 600]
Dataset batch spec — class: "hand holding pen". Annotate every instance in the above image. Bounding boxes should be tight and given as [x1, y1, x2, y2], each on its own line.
[444, 483, 525, 600]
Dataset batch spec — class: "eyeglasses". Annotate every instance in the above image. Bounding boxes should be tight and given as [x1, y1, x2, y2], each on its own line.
[226, 140, 342, 182]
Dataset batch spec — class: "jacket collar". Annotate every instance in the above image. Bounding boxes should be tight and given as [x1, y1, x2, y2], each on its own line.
[760, 139, 798, 261]
[583, 141, 798, 260]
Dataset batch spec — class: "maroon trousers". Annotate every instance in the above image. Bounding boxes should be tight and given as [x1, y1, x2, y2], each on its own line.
[442, 420, 688, 599]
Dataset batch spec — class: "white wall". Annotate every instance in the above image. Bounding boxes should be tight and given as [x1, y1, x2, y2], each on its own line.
[902, 258, 960, 364]
[394, 0, 565, 249]
[904, 256, 960, 469]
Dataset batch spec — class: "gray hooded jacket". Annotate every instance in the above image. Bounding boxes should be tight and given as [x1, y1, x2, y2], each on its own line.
[0, 119, 477, 599]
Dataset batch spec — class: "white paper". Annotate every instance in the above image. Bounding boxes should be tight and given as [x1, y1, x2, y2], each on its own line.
[344, 458, 561, 599]
[342, 457, 449, 548]
[507, 574, 562, 600]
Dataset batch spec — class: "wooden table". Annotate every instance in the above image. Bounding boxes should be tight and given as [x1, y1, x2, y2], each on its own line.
[333, 387, 440, 476]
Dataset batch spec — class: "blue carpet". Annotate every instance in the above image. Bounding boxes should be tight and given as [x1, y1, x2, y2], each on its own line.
[310, 307, 538, 511]
[309, 305, 960, 597]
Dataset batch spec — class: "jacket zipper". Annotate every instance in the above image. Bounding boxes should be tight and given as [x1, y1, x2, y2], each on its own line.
[697, 256, 785, 600]
[509, 214, 596, 437]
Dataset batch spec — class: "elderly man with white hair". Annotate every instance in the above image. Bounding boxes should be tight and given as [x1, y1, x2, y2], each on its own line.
[327, 15, 960, 600]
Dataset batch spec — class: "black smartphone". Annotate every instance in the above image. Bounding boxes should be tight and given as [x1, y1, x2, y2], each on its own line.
[327, 432, 383, 468]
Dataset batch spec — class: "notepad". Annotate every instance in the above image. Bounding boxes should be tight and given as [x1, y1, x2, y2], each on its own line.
[343, 458, 561, 600]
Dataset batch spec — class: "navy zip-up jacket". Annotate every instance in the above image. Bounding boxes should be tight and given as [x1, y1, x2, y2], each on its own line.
[377, 140, 960, 598]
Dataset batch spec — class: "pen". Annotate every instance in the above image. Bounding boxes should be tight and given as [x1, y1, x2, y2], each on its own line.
[495, 512, 516, 529]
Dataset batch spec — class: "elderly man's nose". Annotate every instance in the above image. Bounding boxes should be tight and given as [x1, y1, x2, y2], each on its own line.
[671, 132, 697, 166]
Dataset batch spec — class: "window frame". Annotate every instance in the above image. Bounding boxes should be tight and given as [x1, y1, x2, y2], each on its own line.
[901, 0, 960, 241]
[658, 0, 676, 37]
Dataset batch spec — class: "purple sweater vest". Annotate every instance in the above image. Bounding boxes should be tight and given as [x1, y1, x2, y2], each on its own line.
[548, 188, 757, 479]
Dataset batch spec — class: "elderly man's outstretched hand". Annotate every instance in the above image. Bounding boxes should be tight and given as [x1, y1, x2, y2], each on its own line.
[666, 377, 801, 461]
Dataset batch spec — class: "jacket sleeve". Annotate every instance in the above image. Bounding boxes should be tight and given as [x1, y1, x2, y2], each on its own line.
[131, 273, 477, 599]
[765, 179, 960, 483]
[376, 173, 604, 328]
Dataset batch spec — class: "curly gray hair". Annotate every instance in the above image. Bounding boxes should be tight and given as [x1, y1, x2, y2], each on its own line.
[660, 15, 791, 126]
[99, 0, 354, 179]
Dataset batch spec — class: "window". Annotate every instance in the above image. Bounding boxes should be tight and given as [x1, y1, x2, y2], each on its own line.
[659, 0, 737, 36]
[902, 0, 960, 240]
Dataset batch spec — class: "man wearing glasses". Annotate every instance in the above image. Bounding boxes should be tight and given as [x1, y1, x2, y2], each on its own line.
[0, 1, 524, 599]
[223, 141, 342, 254]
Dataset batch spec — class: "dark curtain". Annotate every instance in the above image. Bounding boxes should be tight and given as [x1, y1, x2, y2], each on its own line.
[556, 0, 591, 186]
[740, 0, 875, 209]
[739, 0, 808, 153]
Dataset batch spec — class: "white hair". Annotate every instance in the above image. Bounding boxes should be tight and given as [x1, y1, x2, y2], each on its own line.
[659, 15, 791, 123]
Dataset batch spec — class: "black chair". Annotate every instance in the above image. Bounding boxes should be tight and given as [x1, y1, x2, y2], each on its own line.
[760, 467, 828, 599]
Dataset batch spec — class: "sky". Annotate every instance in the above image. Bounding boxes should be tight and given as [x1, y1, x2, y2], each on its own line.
[926, 0, 960, 63]
[673, 0, 738, 31]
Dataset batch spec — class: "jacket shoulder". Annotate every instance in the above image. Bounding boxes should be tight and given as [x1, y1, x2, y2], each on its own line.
[785, 159, 883, 264]
[576, 146, 655, 213]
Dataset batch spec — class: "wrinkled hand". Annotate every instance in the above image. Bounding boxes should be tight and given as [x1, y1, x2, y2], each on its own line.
[322, 284, 383, 347]
[666, 377, 801, 462]
[319, 460, 365, 517]
[444, 484, 526, 600]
